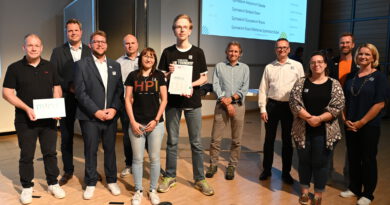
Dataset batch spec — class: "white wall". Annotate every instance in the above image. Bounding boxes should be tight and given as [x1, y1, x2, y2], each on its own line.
[0, 0, 73, 132]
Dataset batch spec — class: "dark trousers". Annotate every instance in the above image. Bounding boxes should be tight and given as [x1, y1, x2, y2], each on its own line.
[346, 125, 380, 201]
[15, 122, 59, 188]
[263, 99, 293, 174]
[119, 99, 132, 166]
[297, 135, 332, 192]
[80, 120, 118, 186]
[59, 93, 78, 174]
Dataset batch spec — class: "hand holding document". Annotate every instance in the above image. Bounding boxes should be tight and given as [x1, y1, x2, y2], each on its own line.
[33, 98, 66, 119]
[168, 64, 193, 96]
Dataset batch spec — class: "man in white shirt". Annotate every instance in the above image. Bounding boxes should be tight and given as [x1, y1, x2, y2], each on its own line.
[258, 38, 304, 184]
[74, 31, 123, 199]
[50, 19, 91, 185]
[116, 34, 139, 177]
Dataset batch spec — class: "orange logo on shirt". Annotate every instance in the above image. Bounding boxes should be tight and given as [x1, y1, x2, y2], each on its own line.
[134, 80, 159, 92]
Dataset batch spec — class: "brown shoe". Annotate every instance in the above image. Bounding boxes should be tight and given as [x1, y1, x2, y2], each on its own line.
[299, 193, 310, 205]
[312, 196, 322, 205]
[59, 173, 73, 186]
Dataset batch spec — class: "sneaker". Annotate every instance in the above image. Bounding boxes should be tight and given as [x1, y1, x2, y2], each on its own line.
[357, 197, 372, 205]
[312, 196, 322, 205]
[299, 193, 310, 205]
[225, 165, 235, 180]
[148, 189, 160, 205]
[48, 184, 66, 199]
[107, 183, 121, 196]
[132, 190, 143, 205]
[194, 179, 214, 196]
[120, 166, 132, 178]
[157, 177, 176, 193]
[340, 190, 356, 198]
[20, 187, 33, 204]
[83, 186, 95, 200]
[205, 165, 217, 178]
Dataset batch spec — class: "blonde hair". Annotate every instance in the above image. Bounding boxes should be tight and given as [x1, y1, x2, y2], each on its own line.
[354, 43, 380, 67]
[172, 14, 193, 30]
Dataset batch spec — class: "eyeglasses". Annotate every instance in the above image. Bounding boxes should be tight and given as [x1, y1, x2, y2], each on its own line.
[309, 60, 325, 65]
[174, 26, 190, 30]
[275, 46, 289, 50]
[92, 40, 107, 45]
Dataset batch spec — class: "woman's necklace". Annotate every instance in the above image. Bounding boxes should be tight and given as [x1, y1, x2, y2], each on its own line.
[350, 69, 374, 96]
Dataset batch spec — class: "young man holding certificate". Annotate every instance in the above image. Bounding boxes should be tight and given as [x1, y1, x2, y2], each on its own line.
[157, 14, 214, 196]
[2, 34, 65, 204]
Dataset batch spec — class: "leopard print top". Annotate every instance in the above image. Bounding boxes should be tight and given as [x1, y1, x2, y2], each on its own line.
[289, 77, 345, 149]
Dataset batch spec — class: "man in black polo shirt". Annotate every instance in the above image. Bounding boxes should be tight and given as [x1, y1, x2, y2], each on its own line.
[2, 34, 65, 204]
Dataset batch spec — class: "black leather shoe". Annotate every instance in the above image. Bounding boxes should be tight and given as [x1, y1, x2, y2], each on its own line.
[59, 173, 73, 186]
[282, 173, 294, 184]
[259, 171, 271, 181]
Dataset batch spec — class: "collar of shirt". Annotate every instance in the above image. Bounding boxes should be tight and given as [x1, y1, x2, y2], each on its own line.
[92, 54, 107, 64]
[273, 58, 292, 66]
[124, 52, 139, 61]
[22, 56, 45, 67]
[68, 42, 82, 51]
[225, 60, 240, 67]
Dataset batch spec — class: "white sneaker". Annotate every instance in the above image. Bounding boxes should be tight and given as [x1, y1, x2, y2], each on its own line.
[132, 190, 143, 205]
[48, 184, 66, 199]
[83, 186, 95, 200]
[148, 189, 160, 205]
[340, 189, 356, 198]
[120, 166, 132, 177]
[108, 183, 121, 196]
[357, 197, 372, 205]
[20, 187, 33, 204]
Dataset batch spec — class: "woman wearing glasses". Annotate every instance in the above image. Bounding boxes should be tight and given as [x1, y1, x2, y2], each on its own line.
[289, 51, 345, 205]
[125, 47, 167, 205]
[340, 43, 387, 205]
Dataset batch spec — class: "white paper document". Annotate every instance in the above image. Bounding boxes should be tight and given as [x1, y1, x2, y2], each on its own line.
[168, 64, 193, 95]
[33, 98, 66, 119]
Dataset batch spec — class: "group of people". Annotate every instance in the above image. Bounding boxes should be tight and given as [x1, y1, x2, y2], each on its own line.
[2, 13, 387, 205]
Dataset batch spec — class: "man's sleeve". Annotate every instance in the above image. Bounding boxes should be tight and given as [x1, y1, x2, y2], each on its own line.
[212, 63, 224, 99]
[258, 66, 269, 113]
[3, 65, 17, 89]
[198, 48, 207, 74]
[158, 49, 169, 72]
[236, 64, 250, 99]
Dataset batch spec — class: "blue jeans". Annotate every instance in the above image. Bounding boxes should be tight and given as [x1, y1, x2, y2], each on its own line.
[165, 106, 205, 181]
[130, 122, 164, 191]
[297, 134, 332, 192]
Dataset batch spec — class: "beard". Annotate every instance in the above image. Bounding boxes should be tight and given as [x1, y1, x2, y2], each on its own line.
[92, 49, 106, 58]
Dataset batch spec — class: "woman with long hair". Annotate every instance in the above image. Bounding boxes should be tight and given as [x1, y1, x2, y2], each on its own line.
[340, 43, 387, 205]
[290, 51, 345, 205]
[124, 47, 167, 205]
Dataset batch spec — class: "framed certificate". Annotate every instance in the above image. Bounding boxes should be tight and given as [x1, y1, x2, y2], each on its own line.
[168, 64, 193, 95]
[33, 98, 66, 119]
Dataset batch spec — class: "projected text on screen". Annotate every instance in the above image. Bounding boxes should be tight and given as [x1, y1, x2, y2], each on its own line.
[201, 0, 307, 43]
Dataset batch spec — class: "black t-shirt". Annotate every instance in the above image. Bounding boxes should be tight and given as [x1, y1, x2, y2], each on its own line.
[344, 70, 388, 127]
[125, 70, 166, 124]
[302, 78, 332, 137]
[3, 57, 60, 124]
[158, 45, 207, 108]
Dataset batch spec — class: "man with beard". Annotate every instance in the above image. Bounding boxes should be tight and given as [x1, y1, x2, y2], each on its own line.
[328, 32, 358, 187]
[74, 30, 123, 199]
[50, 19, 91, 185]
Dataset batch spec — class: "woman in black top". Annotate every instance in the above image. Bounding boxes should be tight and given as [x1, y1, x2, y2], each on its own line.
[125, 48, 167, 205]
[290, 52, 345, 205]
[340, 43, 387, 205]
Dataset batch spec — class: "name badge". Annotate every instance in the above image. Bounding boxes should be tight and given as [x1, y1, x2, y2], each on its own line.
[112, 71, 117, 76]
[369, 77, 375, 81]
[303, 88, 309, 93]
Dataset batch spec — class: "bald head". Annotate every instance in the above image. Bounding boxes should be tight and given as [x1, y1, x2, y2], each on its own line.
[23, 34, 43, 62]
[123, 34, 138, 58]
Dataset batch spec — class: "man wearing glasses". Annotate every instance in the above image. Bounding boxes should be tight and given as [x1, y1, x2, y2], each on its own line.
[73, 30, 123, 199]
[258, 38, 304, 184]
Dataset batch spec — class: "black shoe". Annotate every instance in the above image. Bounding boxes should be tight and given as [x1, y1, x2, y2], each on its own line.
[225, 165, 235, 180]
[59, 173, 73, 186]
[205, 165, 217, 178]
[282, 173, 294, 184]
[259, 171, 271, 181]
